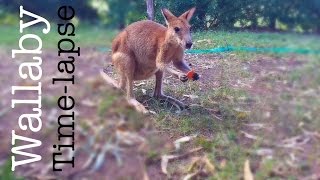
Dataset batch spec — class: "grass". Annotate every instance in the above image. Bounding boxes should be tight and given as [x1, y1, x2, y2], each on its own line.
[193, 30, 320, 50]
[0, 25, 117, 49]
[1, 24, 320, 52]
[128, 27, 319, 177]
[0, 160, 23, 180]
[160, 88, 251, 177]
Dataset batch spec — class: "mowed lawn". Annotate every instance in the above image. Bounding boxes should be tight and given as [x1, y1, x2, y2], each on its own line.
[0, 25, 117, 49]
[1, 25, 320, 50]
[1, 25, 320, 179]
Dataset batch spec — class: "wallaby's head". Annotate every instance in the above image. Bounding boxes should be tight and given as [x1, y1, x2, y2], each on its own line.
[161, 7, 196, 50]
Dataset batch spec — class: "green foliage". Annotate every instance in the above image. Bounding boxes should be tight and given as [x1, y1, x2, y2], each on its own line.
[0, 10, 19, 25]
[104, 0, 146, 28]
[155, 0, 320, 32]
[1, 24, 319, 51]
[1, 0, 319, 32]
[0, 25, 117, 49]
[97, 93, 117, 118]
[1, 0, 98, 22]
[0, 160, 24, 180]
[193, 31, 320, 50]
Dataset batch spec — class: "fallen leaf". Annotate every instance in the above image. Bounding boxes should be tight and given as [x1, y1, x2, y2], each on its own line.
[236, 111, 249, 119]
[203, 156, 215, 174]
[141, 89, 147, 95]
[174, 135, 198, 151]
[255, 148, 273, 156]
[278, 135, 310, 150]
[161, 148, 203, 175]
[186, 156, 215, 178]
[183, 172, 199, 180]
[116, 130, 146, 146]
[135, 82, 146, 87]
[220, 159, 227, 169]
[81, 99, 97, 107]
[149, 110, 157, 115]
[243, 123, 266, 130]
[161, 155, 179, 174]
[241, 131, 259, 140]
[196, 39, 212, 44]
[183, 94, 199, 100]
[244, 159, 254, 180]
[116, 130, 145, 146]
[187, 157, 202, 172]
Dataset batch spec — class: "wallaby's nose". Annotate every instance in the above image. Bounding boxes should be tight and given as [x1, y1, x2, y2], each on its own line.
[186, 42, 193, 49]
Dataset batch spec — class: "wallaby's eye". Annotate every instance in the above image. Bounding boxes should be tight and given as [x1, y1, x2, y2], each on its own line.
[174, 27, 180, 32]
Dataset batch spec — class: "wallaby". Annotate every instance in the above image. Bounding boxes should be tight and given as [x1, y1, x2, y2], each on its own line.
[111, 7, 198, 110]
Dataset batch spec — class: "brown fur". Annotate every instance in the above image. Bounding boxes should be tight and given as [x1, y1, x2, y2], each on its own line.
[112, 8, 196, 109]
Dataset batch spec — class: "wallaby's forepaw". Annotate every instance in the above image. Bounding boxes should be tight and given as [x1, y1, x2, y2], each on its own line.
[179, 74, 188, 82]
[180, 73, 199, 82]
[186, 70, 200, 81]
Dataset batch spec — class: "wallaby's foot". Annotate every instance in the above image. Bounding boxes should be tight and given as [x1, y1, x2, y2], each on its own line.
[154, 94, 187, 111]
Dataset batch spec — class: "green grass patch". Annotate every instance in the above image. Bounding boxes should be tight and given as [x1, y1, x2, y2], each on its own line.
[193, 31, 320, 51]
[2, 25, 319, 54]
[0, 160, 24, 180]
[0, 25, 117, 49]
[97, 92, 118, 118]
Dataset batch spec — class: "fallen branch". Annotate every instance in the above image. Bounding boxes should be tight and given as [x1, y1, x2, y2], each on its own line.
[100, 68, 119, 88]
[100, 68, 149, 114]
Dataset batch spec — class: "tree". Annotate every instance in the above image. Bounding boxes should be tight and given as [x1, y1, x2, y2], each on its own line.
[105, 0, 145, 29]
[146, 0, 154, 20]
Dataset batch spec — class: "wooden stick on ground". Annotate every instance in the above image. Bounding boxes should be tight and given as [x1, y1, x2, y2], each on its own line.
[100, 68, 149, 114]
[101, 68, 120, 88]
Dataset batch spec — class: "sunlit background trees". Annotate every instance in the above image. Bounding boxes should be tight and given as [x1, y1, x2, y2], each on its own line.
[1, 0, 319, 33]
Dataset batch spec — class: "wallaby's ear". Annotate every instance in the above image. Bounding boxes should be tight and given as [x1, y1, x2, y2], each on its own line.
[161, 8, 176, 25]
[179, 7, 196, 22]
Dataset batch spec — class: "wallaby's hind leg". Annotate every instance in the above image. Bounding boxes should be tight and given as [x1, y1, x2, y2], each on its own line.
[126, 74, 134, 99]
[112, 52, 135, 99]
[119, 74, 127, 91]
[154, 70, 186, 110]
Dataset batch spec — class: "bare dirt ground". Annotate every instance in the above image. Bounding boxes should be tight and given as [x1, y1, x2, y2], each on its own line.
[1, 48, 319, 179]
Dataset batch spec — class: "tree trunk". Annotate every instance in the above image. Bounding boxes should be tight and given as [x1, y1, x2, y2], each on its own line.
[146, 0, 154, 21]
[251, 18, 258, 30]
[269, 16, 276, 31]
